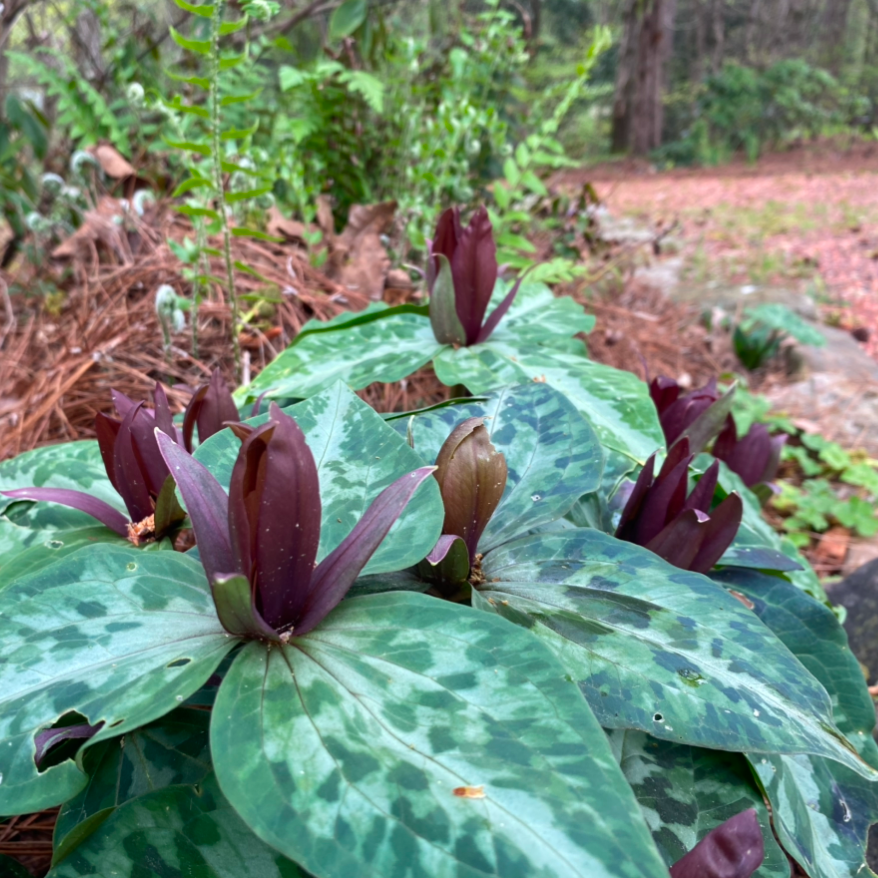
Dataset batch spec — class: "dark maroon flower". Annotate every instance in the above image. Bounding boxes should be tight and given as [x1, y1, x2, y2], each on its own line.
[713, 416, 786, 488]
[670, 809, 765, 878]
[420, 418, 508, 586]
[182, 369, 239, 452]
[615, 438, 743, 574]
[156, 403, 435, 639]
[2, 384, 184, 544]
[427, 207, 522, 346]
[650, 376, 732, 452]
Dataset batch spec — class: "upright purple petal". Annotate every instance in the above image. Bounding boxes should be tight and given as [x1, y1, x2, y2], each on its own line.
[670, 809, 764, 878]
[451, 207, 498, 345]
[155, 430, 235, 585]
[684, 460, 719, 514]
[644, 509, 709, 571]
[127, 405, 172, 498]
[113, 402, 153, 522]
[94, 413, 121, 493]
[431, 208, 459, 280]
[111, 389, 139, 418]
[637, 454, 692, 544]
[153, 383, 177, 442]
[688, 493, 744, 574]
[0, 488, 128, 536]
[761, 433, 787, 484]
[297, 467, 436, 636]
[615, 454, 657, 541]
[659, 378, 720, 446]
[228, 404, 322, 630]
[649, 376, 681, 415]
[182, 370, 239, 452]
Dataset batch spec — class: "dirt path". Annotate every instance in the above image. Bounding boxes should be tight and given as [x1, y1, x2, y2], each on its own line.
[582, 155, 878, 359]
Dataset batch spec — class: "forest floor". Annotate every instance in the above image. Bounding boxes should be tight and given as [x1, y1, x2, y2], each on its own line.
[580, 139, 878, 359]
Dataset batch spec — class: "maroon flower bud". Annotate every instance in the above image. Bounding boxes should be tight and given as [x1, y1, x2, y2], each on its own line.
[421, 418, 508, 585]
[182, 368, 239, 452]
[156, 404, 435, 639]
[615, 438, 743, 574]
[670, 809, 765, 878]
[428, 207, 523, 346]
[2, 384, 185, 544]
[713, 416, 786, 489]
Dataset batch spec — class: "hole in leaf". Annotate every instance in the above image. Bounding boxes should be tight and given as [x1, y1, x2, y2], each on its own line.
[126, 562, 137, 571]
[167, 657, 192, 668]
[34, 712, 103, 772]
[653, 713, 664, 723]
[45, 539, 64, 549]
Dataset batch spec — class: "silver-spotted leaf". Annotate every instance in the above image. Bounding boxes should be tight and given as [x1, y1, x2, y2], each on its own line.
[474, 529, 874, 775]
[608, 730, 789, 877]
[210, 591, 670, 878]
[48, 773, 309, 878]
[0, 545, 236, 815]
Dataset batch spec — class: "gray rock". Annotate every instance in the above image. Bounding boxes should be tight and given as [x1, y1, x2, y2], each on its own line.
[826, 558, 878, 684]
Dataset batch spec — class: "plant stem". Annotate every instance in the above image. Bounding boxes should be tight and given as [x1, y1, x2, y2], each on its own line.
[210, 0, 241, 382]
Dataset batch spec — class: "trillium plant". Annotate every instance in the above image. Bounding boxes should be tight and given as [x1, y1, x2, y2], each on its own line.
[1, 220, 877, 878]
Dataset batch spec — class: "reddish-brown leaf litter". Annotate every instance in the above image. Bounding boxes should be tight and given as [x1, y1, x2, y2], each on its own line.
[586, 148, 878, 360]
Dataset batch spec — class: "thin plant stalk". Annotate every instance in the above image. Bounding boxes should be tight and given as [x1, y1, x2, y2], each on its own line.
[210, 0, 241, 382]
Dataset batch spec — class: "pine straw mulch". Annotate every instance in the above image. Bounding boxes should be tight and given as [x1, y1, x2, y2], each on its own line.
[0, 199, 374, 461]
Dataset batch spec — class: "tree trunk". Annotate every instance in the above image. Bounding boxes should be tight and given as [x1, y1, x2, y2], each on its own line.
[693, 0, 708, 83]
[711, 0, 725, 72]
[0, 0, 31, 117]
[611, 0, 677, 155]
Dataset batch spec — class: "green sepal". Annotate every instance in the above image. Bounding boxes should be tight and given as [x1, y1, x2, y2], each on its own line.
[428, 253, 466, 345]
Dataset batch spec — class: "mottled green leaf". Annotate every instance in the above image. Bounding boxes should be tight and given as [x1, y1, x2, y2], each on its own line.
[0, 525, 119, 591]
[474, 529, 874, 775]
[49, 773, 308, 877]
[714, 567, 878, 878]
[238, 306, 442, 402]
[434, 347, 663, 468]
[0, 441, 119, 516]
[53, 708, 212, 864]
[0, 855, 30, 877]
[0, 545, 235, 815]
[608, 730, 789, 877]
[394, 382, 604, 550]
[194, 382, 443, 577]
[211, 591, 669, 878]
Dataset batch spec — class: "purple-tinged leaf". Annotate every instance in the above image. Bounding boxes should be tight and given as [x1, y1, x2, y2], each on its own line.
[615, 453, 656, 541]
[153, 383, 178, 442]
[155, 430, 235, 585]
[685, 460, 720, 514]
[94, 413, 121, 493]
[689, 492, 743, 574]
[475, 271, 525, 344]
[637, 455, 691, 545]
[211, 573, 278, 640]
[0, 488, 128, 536]
[228, 404, 322, 630]
[297, 466, 437, 635]
[114, 402, 154, 521]
[761, 433, 786, 484]
[429, 253, 467, 345]
[434, 417, 508, 564]
[426, 534, 461, 565]
[34, 722, 103, 767]
[450, 207, 498, 345]
[670, 808, 764, 878]
[645, 508, 709, 571]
